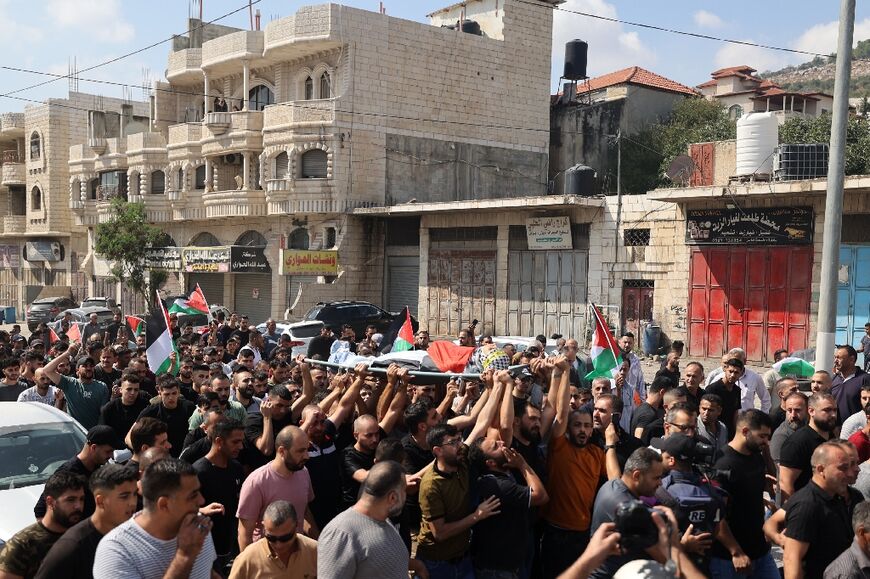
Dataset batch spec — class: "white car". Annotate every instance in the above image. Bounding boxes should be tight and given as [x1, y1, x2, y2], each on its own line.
[0, 402, 87, 544]
[256, 320, 325, 358]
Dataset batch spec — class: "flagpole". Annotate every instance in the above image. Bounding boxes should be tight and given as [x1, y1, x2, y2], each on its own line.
[303, 358, 529, 380]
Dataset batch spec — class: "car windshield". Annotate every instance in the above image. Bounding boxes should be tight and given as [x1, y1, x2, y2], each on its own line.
[0, 422, 86, 490]
[178, 313, 207, 328]
[95, 312, 115, 325]
[303, 306, 323, 321]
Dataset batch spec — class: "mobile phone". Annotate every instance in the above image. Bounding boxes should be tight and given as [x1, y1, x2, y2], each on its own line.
[457, 377, 467, 396]
[612, 411, 622, 423]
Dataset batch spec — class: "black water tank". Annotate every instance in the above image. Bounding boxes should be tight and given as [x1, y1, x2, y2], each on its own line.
[564, 164, 595, 196]
[564, 40, 588, 80]
[460, 20, 482, 35]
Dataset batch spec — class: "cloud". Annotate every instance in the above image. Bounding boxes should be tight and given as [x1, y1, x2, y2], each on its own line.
[45, 0, 134, 44]
[552, 0, 656, 79]
[694, 10, 724, 30]
[714, 40, 792, 74]
[0, 1, 44, 48]
[792, 18, 870, 57]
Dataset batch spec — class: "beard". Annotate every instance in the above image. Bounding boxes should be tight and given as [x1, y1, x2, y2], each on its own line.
[569, 432, 588, 448]
[520, 425, 541, 445]
[814, 417, 836, 433]
[284, 457, 307, 472]
[53, 507, 83, 529]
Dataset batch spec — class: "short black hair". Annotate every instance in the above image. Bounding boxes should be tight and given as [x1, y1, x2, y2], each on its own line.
[120, 371, 141, 385]
[23, 351, 45, 363]
[621, 331, 635, 339]
[427, 423, 459, 449]
[90, 463, 138, 493]
[131, 417, 169, 452]
[0, 356, 18, 369]
[141, 458, 196, 509]
[269, 383, 293, 401]
[735, 408, 773, 431]
[211, 419, 244, 443]
[650, 375, 675, 394]
[836, 344, 858, 360]
[724, 358, 745, 371]
[375, 439, 406, 463]
[404, 400, 433, 435]
[44, 470, 87, 499]
[597, 392, 624, 414]
[700, 393, 723, 407]
[197, 391, 220, 408]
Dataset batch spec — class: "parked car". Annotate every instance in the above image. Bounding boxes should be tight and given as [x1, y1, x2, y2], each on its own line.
[256, 320, 325, 357]
[26, 296, 79, 331]
[0, 402, 87, 544]
[80, 296, 118, 311]
[53, 306, 116, 330]
[302, 301, 419, 338]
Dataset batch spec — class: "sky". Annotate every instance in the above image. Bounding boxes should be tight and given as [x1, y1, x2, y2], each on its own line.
[0, 0, 868, 111]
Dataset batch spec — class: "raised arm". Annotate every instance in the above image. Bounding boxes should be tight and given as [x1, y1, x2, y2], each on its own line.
[380, 367, 410, 435]
[464, 379, 505, 445]
[549, 355, 571, 439]
[290, 356, 314, 422]
[43, 341, 79, 385]
[497, 370, 515, 445]
[436, 379, 459, 420]
[330, 366, 366, 429]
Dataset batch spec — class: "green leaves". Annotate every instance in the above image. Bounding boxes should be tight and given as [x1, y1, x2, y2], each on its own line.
[780, 114, 870, 176]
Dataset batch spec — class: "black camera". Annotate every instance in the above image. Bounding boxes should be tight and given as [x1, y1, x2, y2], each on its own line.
[613, 500, 672, 552]
[687, 440, 715, 466]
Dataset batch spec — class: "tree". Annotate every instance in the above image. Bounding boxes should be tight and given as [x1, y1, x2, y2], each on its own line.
[779, 114, 870, 176]
[94, 197, 166, 313]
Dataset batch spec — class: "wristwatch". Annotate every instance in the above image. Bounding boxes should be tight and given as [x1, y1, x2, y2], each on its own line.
[604, 444, 617, 451]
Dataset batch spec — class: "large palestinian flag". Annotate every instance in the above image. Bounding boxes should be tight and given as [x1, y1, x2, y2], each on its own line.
[146, 292, 177, 375]
[168, 284, 210, 316]
[585, 303, 623, 380]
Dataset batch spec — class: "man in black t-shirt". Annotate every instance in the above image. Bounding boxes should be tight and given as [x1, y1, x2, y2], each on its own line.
[193, 420, 245, 575]
[0, 356, 28, 401]
[630, 375, 670, 441]
[591, 393, 643, 474]
[35, 463, 138, 579]
[137, 378, 196, 458]
[306, 326, 335, 360]
[640, 386, 686, 446]
[778, 392, 837, 502]
[401, 400, 439, 533]
[709, 409, 777, 577]
[242, 383, 300, 469]
[99, 373, 148, 448]
[706, 358, 744, 440]
[768, 377, 799, 431]
[340, 414, 382, 509]
[93, 347, 122, 389]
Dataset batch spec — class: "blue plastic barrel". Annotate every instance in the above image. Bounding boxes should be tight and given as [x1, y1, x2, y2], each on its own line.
[643, 324, 661, 356]
[3, 306, 16, 324]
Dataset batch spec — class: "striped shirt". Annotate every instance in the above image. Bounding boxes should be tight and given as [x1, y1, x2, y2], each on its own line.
[823, 538, 870, 579]
[93, 513, 216, 579]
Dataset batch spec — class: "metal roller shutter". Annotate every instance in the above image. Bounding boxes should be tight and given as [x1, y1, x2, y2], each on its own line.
[386, 255, 419, 317]
[301, 150, 328, 178]
[187, 274, 226, 307]
[233, 274, 272, 324]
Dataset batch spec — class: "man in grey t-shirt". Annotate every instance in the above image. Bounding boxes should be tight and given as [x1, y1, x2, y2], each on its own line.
[770, 392, 807, 463]
[319, 461, 423, 579]
[93, 458, 216, 579]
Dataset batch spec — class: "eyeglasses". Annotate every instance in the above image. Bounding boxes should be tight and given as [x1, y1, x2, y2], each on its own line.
[439, 438, 462, 448]
[265, 531, 296, 543]
[668, 422, 696, 432]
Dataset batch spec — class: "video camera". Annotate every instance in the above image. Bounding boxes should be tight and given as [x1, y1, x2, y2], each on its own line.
[613, 500, 673, 551]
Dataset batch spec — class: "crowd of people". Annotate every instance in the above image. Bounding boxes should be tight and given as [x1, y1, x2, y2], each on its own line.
[0, 311, 869, 579]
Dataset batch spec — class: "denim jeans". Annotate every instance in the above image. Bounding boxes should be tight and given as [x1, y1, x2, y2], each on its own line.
[420, 556, 475, 579]
[709, 553, 780, 579]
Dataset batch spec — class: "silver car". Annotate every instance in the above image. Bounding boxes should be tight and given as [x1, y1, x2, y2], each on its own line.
[0, 402, 87, 544]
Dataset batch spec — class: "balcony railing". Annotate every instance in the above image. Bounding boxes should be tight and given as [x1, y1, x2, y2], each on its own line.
[0, 113, 24, 135]
[2, 150, 20, 163]
[263, 99, 336, 131]
[166, 48, 202, 83]
[168, 123, 203, 147]
[88, 137, 107, 155]
[204, 112, 232, 134]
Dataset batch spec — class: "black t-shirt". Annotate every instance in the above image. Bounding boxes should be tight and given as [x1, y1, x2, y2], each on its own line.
[402, 434, 434, 529]
[768, 405, 786, 431]
[178, 380, 199, 404]
[34, 517, 102, 579]
[230, 329, 251, 348]
[241, 412, 296, 469]
[655, 367, 681, 387]
[340, 446, 375, 507]
[307, 335, 335, 360]
[784, 481, 863, 579]
[641, 417, 665, 446]
[471, 471, 531, 570]
[710, 447, 770, 560]
[779, 425, 828, 493]
[137, 400, 196, 458]
[591, 428, 643, 471]
[179, 436, 212, 465]
[510, 437, 546, 484]
[99, 397, 149, 449]
[307, 420, 343, 529]
[193, 457, 244, 556]
[705, 380, 741, 438]
[0, 380, 28, 401]
[630, 402, 661, 438]
[34, 457, 95, 519]
[93, 366, 122, 388]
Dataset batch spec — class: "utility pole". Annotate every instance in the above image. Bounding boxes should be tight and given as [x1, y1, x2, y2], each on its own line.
[613, 130, 622, 263]
[816, 0, 855, 372]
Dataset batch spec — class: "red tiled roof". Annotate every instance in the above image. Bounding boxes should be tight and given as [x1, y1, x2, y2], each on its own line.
[577, 66, 698, 97]
[697, 79, 718, 88]
[711, 65, 757, 78]
[751, 87, 820, 100]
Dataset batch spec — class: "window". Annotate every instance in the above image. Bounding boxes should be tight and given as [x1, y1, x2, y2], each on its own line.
[174, 168, 183, 191]
[29, 132, 41, 161]
[304, 77, 314, 101]
[728, 104, 743, 120]
[89, 179, 99, 200]
[288, 228, 309, 250]
[319, 72, 331, 99]
[624, 228, 651, 246]
[274, 152, 289, 179]
[194, 165, 206, 190]
[300, 149, 328, 179]
[248, 85, 275, 112]
[325, 227, 336, 248]
[99, 171, 128, 201]
[236, 230, 267, 247]
[30, 187, 41, 211]
[150, 170, 165, 194]
[190, 232, 220, 247]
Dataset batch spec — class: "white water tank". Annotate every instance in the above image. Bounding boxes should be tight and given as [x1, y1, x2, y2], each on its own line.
[736, 112, 778, 177]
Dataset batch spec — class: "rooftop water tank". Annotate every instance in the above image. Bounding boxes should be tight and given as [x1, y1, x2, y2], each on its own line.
[736, 112, 778, 178]
[564, 164, 596, 196]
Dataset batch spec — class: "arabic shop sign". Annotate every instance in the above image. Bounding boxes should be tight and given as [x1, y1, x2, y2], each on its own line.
[526, 216, 573, 250]
[182, 246, 231, 273]
[686, 207, 813, 246]
[279, 250, 339, 276]
[145, 247, 183, 271]
[230, 246, 271, 274]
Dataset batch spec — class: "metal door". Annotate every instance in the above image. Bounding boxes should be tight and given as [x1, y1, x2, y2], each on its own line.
[187, 274, 226, 308]
[385, 255, 420, 317]
[506, 250, 588, 339]
[427, 251, 496, 337]
[836, 245, 870, 348]
[688, 246, 812, 363]
[621, 283, 653, 337]
[233, 274, 272, 324]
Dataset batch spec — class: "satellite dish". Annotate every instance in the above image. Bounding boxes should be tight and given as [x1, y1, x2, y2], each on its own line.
[666, 155, 695, 186]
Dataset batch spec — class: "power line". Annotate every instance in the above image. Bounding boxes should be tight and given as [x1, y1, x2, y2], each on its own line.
[518, 0, 829, 59]
[0, 0, 263, 101]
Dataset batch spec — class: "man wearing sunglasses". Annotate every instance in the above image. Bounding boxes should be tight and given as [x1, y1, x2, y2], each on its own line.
[228, 500, 317, 579]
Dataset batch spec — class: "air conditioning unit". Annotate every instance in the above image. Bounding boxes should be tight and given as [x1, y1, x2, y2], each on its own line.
[224, 153, 241, 165]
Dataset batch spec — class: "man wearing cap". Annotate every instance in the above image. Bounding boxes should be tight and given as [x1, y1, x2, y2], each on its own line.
[42, 342, 109, 429]
[34, 424, 117, 519]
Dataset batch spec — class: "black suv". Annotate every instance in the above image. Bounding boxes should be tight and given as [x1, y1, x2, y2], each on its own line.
[303, 301, 418, 338]
[27, 297, 79, 331]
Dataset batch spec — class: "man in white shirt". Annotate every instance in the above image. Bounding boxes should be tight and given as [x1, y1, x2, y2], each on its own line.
[705, 348, 771, 412]
[618, 332, 646, 402]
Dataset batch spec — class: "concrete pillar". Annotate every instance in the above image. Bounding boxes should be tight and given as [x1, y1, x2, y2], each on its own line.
[203, 72, 209, 117]
[495, 224, 509, 335]
[242, 61, 250, 111]
[80, 180, 87, 203]
[204, 158, 212, 191]
[242, 152, 250, 189]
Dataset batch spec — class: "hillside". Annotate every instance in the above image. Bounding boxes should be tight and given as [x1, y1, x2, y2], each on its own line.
[761, 39, 870, 97]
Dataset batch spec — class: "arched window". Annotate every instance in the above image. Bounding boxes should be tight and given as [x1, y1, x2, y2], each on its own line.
[274, 152, 289, 179]
[30, 132, 41, 161]
[288, 228, 309, 250]
[319, 72, 331, 99]
[190, 232, 221, 247]
[194, 165, 206, 190]
[304, 77, 314, 101]
[31, 186, 41, 210]
[150, 170, 165, 194]
[248, 85, 275, 112]
[236, 230, 267, 247]
[300, 149, 328, 179]
[728, 104, 744, 120]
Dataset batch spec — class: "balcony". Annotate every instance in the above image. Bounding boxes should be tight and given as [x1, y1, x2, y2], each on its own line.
[167, 123, 203, 161]
[201, 30, 265, 76]
[0, 113, 24, 137]
[266, 179, 338, 215]
[88, 137, 107, 155]
[3, 215, 25, 234]
[1, 162, 24, 186]
[263, 99, 337, 144]
[263, 5, 342, 62]
[204, 112, 232, 134]
[169, 190, 207, 221]
[201, 111, 263, 156]
[94, 138, 127, 172]
[203, 188, 267, 219]
[166, 48, 203, 84]
[127, 132, 166, 153]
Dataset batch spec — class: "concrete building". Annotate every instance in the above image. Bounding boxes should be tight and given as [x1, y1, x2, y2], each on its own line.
[697, 65, 834, 123]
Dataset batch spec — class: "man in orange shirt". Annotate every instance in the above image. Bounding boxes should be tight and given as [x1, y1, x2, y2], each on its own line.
[541, 357, 616, 579]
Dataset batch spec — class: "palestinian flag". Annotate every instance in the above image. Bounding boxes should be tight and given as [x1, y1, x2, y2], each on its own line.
[146, 291, 177, 375]
[362, 340, 475, 373]
[126, 315, 145, 337]
[48, 327, 60, 344]
[585, 304, 623, 380]
[773, 357, 816, 378]
[380, 306, 414, 353]
[168, 284, 210, 316]
[65, 322, 82, 343]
